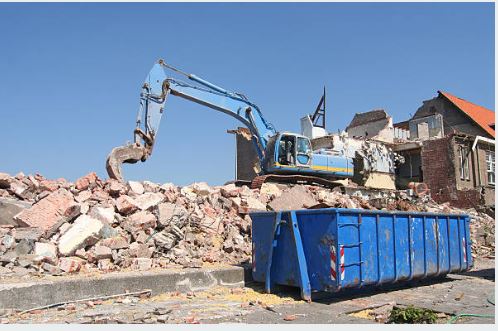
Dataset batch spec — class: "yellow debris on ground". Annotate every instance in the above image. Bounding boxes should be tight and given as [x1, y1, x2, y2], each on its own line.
[149, 286, 303, 307]
[348, 308, 375, 320]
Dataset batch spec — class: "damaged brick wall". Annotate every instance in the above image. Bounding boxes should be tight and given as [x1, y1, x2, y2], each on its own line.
[421, 135, 484, 209]
[228, 128, 259, 182]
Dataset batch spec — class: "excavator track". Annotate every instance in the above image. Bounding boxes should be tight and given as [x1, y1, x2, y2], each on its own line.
[251, 174, 346, 191]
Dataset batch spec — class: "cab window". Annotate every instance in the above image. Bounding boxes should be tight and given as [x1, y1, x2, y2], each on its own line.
[297, 137, 311, 154]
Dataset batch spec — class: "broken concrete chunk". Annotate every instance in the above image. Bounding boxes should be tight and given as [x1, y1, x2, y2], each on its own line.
[99, 236, 129, 250]
[124, 211, 157, 233]
[38, 179, 59, 192]
[9, 180, 30, 200]
[17, 254, 34, 268]
[245, 197, 267, 211]
[98, 258, 114, 271]
[0, 265, 13, 275]
[260, 183, 282, 198]
[142, 181, 160, 193]
[191, 182, 212, 196]
[58, 222, 72, 235]
[135, 192, 164, 211]
[128, 242, 153, 258]
[107, 179, 127, 196]
[13, 227, 43, 241]
[268, 185, 317, 211]
[130, 257, 152, 271]
[34, 242, 57, 263]
[58, 215, 104, 256]
[1, 235, 14, 249]
[159, 183, 176, 192]
[220, 184, 240, 198]
[42, 262, 62, 275]
[0, 173, 11, 189]
[128, 181, 145, 195]
[180, 186, 197, 200]
[74, 190, 92, 203]
[89, 206, 115, 224]
[115, 195, 139, 215]
[157, 203, 188, 228]
[94, 245, 112, 260]
[100, 223, 119, 239]
[0, 197, 31, 227]
[13, 188, 79, 238]
[154, 231, 180, 251]
[14, 239, 33, 256]
[0, 251, 17, 264]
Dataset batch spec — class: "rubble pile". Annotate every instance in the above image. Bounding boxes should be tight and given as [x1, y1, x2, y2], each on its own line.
[0, 171, 494, 278]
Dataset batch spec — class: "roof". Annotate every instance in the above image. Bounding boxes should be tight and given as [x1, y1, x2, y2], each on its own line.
[393, 120, 409, 130]
[347, 109, 388, 129]
[439, 90, 495, 138]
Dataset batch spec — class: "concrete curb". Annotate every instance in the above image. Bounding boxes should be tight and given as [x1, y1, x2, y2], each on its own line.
[0, 266, 245, 310]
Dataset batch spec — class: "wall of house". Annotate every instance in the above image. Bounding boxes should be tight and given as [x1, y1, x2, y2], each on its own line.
[409, 114, 444, 139]
[230, 128, 259, 182]
[412, 96, 491, 138]
[395, 148, 422, 188]
[311, 134, 397, 189]
[421, 134, 494, 208]
[346, 117, 394, 143]
[475, 143, 495, 206]
[453, 135, 477, 190]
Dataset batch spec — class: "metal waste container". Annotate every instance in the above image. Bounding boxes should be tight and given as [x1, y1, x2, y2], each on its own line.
[250, 208, 472, 301]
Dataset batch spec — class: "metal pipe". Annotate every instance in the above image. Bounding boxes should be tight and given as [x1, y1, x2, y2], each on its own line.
[188, 74, 228, 94]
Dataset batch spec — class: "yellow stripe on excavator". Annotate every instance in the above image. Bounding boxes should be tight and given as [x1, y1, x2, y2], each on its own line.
[275, 163, 353, 173]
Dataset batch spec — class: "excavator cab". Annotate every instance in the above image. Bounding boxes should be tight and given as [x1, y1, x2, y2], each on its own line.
[263, 133, 313, 172]
[261, 132, 353, 182]
[276, 133, 312, 167]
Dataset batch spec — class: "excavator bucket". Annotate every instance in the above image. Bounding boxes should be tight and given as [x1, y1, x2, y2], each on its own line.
[106, 144, 148, 182]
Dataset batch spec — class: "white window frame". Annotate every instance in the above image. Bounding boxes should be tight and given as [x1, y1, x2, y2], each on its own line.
[485, 150, 495, 185]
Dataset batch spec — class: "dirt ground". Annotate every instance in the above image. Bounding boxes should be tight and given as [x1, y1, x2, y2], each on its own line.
[2, 258, 494, 324]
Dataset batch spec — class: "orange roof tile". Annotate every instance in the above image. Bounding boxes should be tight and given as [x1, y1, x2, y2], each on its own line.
[439, 90, 495, 138]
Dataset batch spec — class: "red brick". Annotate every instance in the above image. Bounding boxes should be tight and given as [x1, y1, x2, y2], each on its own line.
[115, 195, 139, 215]
[13, 188, 79, 237]
[75, 172, 98, 191]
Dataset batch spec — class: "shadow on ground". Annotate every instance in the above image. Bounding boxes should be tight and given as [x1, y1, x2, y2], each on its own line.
[242, 273, 456, 305]
[460, 268, 495, 281]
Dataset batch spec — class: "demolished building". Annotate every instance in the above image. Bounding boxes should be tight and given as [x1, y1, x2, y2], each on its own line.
[300, 110, 405, 190]
[394, 90, 495, 209]
[228, 90, 494, 209]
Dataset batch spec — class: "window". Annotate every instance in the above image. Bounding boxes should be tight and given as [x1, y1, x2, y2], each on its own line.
[459, 146, 470, 180]
[486, 150, 495, 185]
[297, 137, 311, 155]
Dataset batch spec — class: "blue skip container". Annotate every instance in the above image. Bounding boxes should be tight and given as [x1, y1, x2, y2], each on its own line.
[250, 208, 472, 301]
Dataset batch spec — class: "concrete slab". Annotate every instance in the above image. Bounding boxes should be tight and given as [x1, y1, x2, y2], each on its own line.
[0, 266, 245, 310]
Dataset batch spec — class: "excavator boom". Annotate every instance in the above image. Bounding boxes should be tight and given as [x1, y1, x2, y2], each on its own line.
[106, 59, 276, 181]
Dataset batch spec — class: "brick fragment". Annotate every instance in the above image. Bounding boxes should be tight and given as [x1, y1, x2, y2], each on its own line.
[115, 196, 139, 215]
[58, 257, 84, 273]
[75, 172, 98, 191]
[14, 188, 79, 237]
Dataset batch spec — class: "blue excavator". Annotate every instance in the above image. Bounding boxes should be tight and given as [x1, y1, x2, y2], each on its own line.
[106, 59, 353, 188]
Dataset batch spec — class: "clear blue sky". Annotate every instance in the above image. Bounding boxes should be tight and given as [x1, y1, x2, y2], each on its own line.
[0, 2, 494, 186]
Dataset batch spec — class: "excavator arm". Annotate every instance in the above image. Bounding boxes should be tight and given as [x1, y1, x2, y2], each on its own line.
[106, 59, 276, 182]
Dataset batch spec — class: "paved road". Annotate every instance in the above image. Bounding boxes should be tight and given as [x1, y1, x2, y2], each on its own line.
[3, 258, 494, 324]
